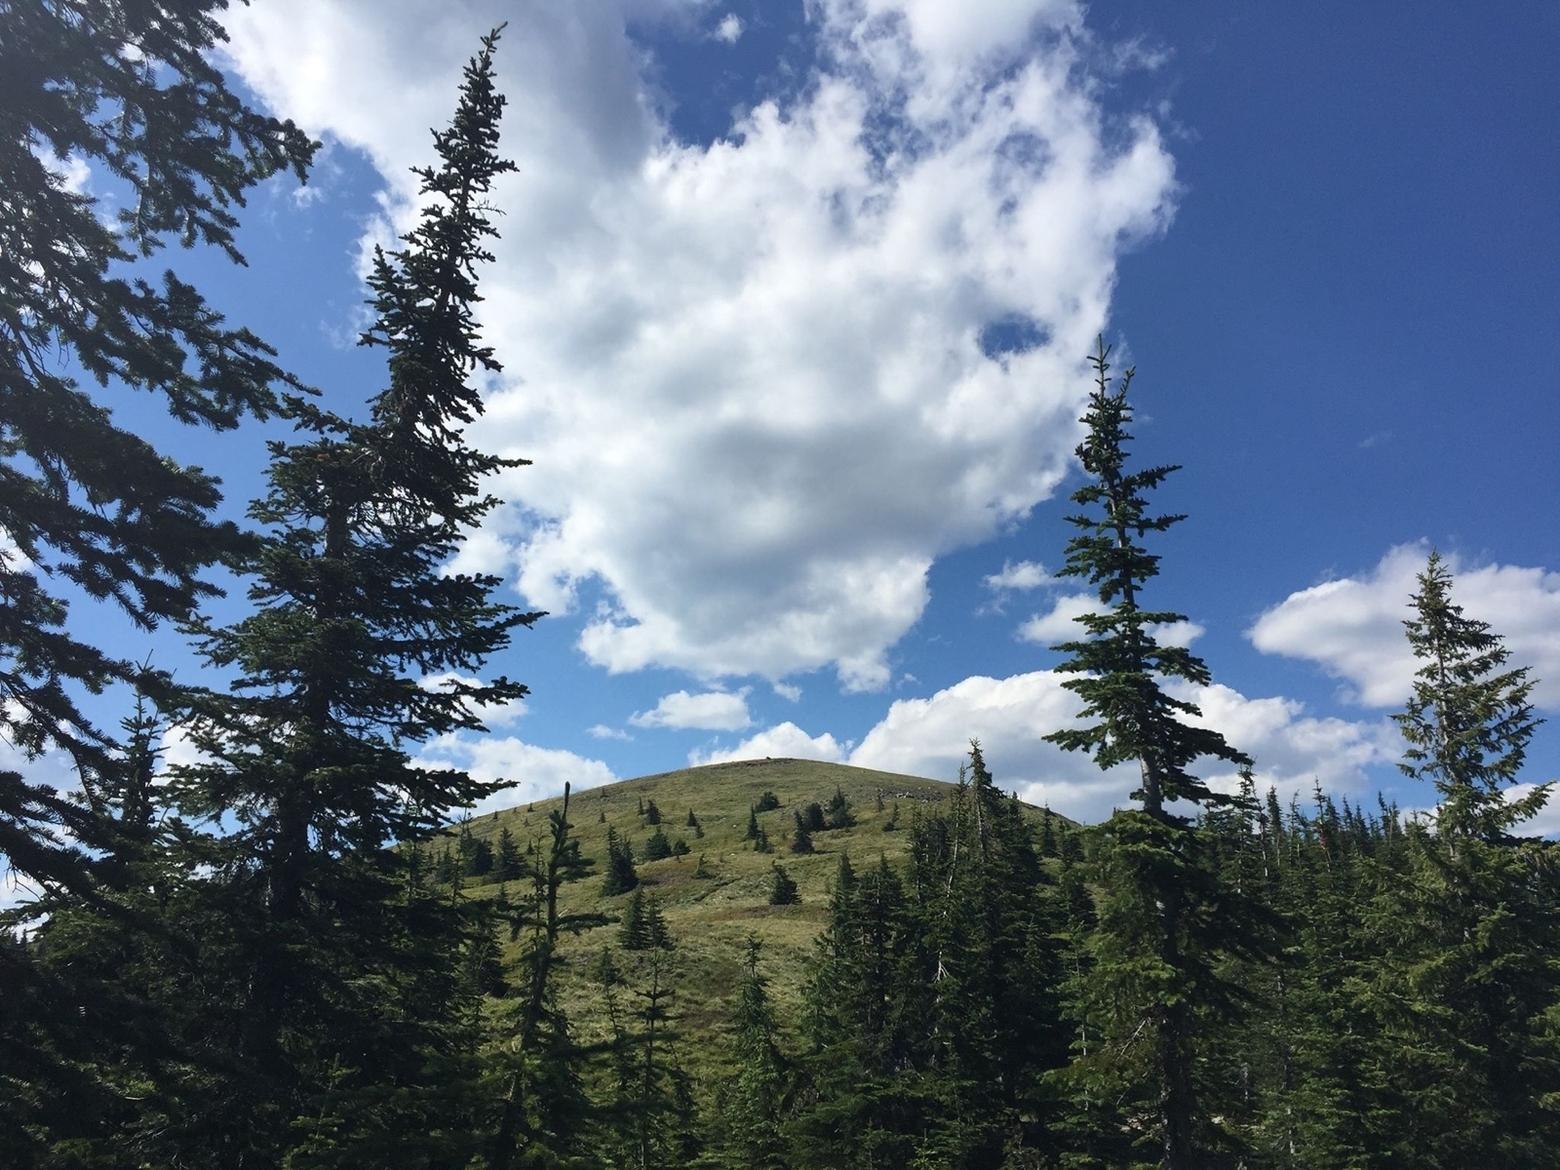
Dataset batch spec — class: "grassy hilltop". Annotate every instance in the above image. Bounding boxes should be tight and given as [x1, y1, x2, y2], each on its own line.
[451, 757, 1067, 1086]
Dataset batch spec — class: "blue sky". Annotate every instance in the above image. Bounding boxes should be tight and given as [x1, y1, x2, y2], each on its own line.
[54, 1, 1560, 826]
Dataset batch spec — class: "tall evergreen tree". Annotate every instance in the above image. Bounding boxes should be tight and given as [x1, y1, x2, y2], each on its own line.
[0, 0, 316, 898]
[603, 827, 640, 896]
[1044, 339, 1266, 1169]
[1395, 550, 1549, 842]
[489, 784, 610, 1170]
[154, 31, 528, 1165]
[719, 938, 791, 1170]
[1357, 553, 1560, 1167]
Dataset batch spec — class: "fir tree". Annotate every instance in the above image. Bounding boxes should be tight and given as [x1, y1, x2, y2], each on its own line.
[693, 854, 714, 880]
[1043, 339, 1265, 1169]
[753, 826, 773, 854]
[755, 791, 781, 813]
[466, 836, 495, 878]
[790, 811, 815, 855]
[644, 799, 662, 826]
[745, 806, 761, 841]
[644, 826, 673, 862]
[825, 786, 856, 830]
[0, 0, 315, 900]
[1358, 554, 1560, 1167]
[769, 863, 799, 906]
[1395, 550, 1549, 841]
[490, 783, 610, 1169]
[720, 938, 790, 1169]
[157, 32, 525, 1164]
[620, 887, 651, 951]
[801, 802, 826, 832]
[496, 826, 523, 881]
[603, 826, 640, 896]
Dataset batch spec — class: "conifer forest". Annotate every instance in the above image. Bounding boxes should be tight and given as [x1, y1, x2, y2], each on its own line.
[3, 4, 1557, 1168]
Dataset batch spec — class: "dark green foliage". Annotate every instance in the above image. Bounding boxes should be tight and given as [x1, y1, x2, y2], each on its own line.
[1395, 550, 1548, 841]
[716, 939, 791, 1169]
[17, 31, 526, 1169]
[497, 826, 523, 881]
[789, 748, 1068, 1168]
[1040, 808, 1058, 857]
[490, 783, 610, 1170]
[790, 812, 815, 854]
[1348, 555, 1560, 1168]
[693, 854, 714, 880]
[672, 837, 691, 857]
[0, 0, 317, 901]
[753, 826, 773, 854]
[801, 802, 826, 832]
[619, 888, 673, 953]
[745, 806, 761, 840]
[755, 791, 781, 813]
[769, 863, 799, 906]
[466, 836, 496, 878]
[825, 786, 855, 830]
[882, 801, 900, 832]
[620, 887, 649, 950]
[644, 799, 663, 826]
[603, 827, 640, 896]
[1044, 339, 1267, 1169]
[644, 827, 673, 861]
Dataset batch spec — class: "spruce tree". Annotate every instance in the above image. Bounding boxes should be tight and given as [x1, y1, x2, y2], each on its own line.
[790, 811, 815, 855]
[496, 825, 523, 881]
[1044, 339, 1265, 1169]
[1359, 553, 1560, 1167]
[603, 826, 640, 895]
[825, 786, 856, 830]
[490, 783, 610, 1169]
[769, 863, 799, 906]
[644, 826, 673, 861]
[0, 0, 315, 900]
[720, 938, 790, 1170]
[620, 887, 651, 951]
[1394, 550, 1549, 842]
[644, 799, 662, 826]
[158, 32, 529, 1164]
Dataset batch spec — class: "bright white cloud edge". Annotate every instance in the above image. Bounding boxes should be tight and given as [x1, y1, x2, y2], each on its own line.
[1250, 542, 1560, 711]
[221, 0, 1177, 692]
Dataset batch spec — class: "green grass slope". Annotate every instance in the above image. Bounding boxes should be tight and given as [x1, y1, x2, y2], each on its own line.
[455, 757, 1065, 1088]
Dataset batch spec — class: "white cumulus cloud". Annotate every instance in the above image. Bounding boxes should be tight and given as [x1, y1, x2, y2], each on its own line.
[682, 670, 1400, 823]
[689, 721, 848, 766]
[1249, 543, 1560, 710]
[415, 734, 616, 815]
[1018, 592, 1204, 649]
[714, 13, 743, 43]
[983, 559, 1056, 591]
[221, 0, 1177, 692]
[630, 687, 753, 731]
[418, 671, 528, 726]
